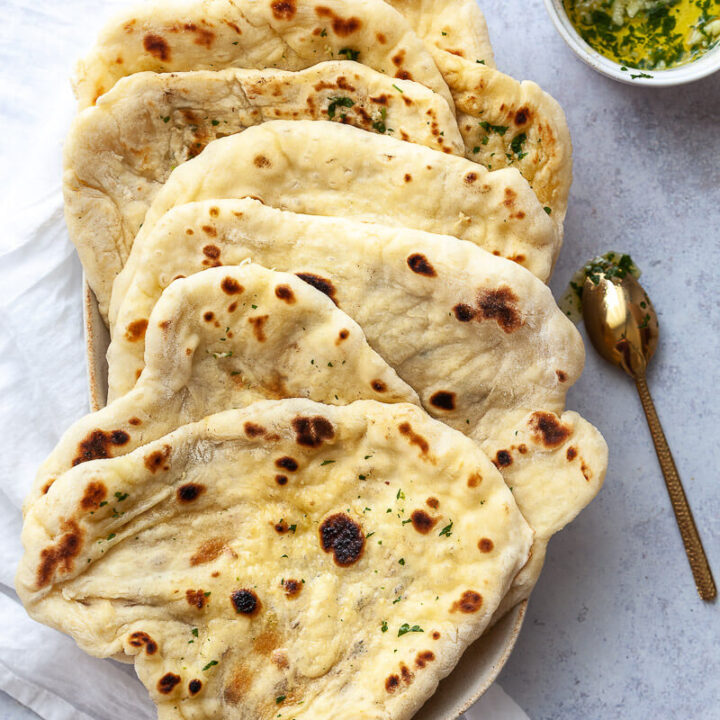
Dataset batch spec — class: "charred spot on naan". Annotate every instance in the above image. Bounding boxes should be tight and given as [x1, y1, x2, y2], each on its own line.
[283, 578, 303, 598]
[271, 0, 296, 20]
[157, 672, 181, 695]
[407, 253, 436, 277]
[319, 513, 365, 566]
[429, 391, 455, 411]
[248, 315, 269, 342]
[72, 429, 130, 466]
[275, 456, 299, 471]
[244, 422, 267, 438]
[177, 483, 205, 503]
[292, 416, 335, 447]
[398, 422, 434, 462]
[186, 589, 208, 609]
[274, 284, 296, 303]
[410, 509, 438, 534]
[453, 303, 475, 322]
[477, 286, 523, 333]
[202, 244, 222, 267]
[493, 450, 513, 468]
[478, 538, 494, 553]
[143, 34, 170, 61]
[529, 411, 571, 447]
[450, 590, 483, 613]
[415, 650, 435, 668]
[124, 318, 148, 342]
[274, 519, 290, 534]
[128, 631, 158, 655]
[314, 6, 362, 37]
[144, 444, 171, 473]
[221, 277, 244, 295]
[36, 519, 84, 588]
[295, 273, 337, 304]
[230, 588, 261, 616]
[80, 481, 107, 510]
[190, 538, 228, 567]
[188, 679, 202, 695]
[467, 472, 482, 487]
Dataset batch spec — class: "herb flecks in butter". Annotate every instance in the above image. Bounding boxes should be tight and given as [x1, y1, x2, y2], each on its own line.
[563, 0, 720, 71]
[559, 251, 641, 323]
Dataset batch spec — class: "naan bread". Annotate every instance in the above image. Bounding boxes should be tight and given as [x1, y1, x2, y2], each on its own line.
[73, 0, 453, 109]
[386, 0, 496, 67]
[109, 119, 557, 326]
[440, 55, 573, 224]
[109, 198, 608, 608]
[383, 3, 572, 223]
[25, 263, 417, 510]
[64, 63, 462, 317]
[17, 399, 533, 720]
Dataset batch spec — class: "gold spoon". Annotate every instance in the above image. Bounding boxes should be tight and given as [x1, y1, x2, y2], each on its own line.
[582, 272, 716, 601]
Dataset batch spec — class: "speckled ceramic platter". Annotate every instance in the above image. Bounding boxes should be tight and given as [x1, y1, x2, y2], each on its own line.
[83, 280, 526, 718]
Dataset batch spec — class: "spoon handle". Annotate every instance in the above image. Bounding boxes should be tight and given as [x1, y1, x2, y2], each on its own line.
[635, 374, 716, 601]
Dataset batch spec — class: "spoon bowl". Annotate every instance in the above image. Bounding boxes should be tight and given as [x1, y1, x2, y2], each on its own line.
[582, 272, 658, 378]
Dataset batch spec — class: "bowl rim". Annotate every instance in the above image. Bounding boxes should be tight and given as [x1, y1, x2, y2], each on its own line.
[543, 0, 720, 87]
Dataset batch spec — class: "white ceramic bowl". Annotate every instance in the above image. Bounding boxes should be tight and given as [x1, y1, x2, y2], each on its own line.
[544, 0, 720, 86]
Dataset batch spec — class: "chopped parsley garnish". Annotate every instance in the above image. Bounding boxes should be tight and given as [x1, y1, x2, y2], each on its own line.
[320, 28, 327, 37]
[396, 489, 405, 500]
[398, 623, 424, 637]
[439, 520, 453, 537]
[276, 695, 286, 704]
[191, 628, 199, 637]
[366, 531, 375, 538]
[162, 116, 170, 123]
[392, 84, 404, 93]
[327, 96, 355, 119]
[289, 524, 297, 533]
[398, 558, 405, 565]
[202, 660, 218, 671]
[544, 206, 552, 214]
[372, 107, 388, 134]
[211, 119, 220, 126]
[114, 491, 129, 502]
[392, 596, 402, 604]
[106, 533, 116, 541]
[479, 121, 509, 136]
[510, 132, 528, 158]
[338, 47, 360, 61]
[381, 620, 388, 632]
[320, 460, 335, 466]
[203, 591, 211, 597]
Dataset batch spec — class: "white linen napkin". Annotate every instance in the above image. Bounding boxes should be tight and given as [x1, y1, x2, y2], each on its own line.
[0, 1, 531, 718]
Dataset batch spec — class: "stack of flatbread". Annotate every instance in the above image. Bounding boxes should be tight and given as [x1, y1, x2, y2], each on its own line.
[17, 2, 607, 718]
